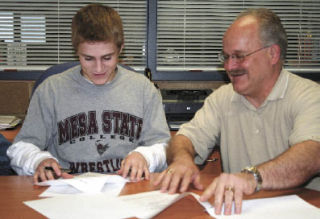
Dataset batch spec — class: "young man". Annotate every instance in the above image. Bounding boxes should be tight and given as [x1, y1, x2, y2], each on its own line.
[154, 8, 320, 215]
[7, 4, 170, 183]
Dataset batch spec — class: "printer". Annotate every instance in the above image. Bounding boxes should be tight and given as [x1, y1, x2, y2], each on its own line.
[160, 89, 213, 130]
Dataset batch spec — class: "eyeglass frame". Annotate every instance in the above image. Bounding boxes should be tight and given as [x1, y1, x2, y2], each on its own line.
[218, 45, 271, 63]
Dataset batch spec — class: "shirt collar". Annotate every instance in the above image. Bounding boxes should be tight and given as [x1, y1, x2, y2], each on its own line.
[80, 66, 119, 85]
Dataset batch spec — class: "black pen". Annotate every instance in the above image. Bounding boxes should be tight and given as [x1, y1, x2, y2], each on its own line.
[44, 166, 71, 174]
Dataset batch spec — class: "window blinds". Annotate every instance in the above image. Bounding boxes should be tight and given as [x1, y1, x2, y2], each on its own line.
[157, 0, 320, 72]
[0, 0, 319, 76]
[0, 0, 147, 71]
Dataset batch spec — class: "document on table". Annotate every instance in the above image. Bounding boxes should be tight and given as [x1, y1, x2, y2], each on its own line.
[25, 193, 137, 219]
[24, 188, 320, 219]
[24, 190, 195, 219]
[36, 172, 128, 197]
[211, 194, 320, 219]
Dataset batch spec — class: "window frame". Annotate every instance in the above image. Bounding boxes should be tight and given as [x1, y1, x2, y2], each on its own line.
[1, 0, 320, 82]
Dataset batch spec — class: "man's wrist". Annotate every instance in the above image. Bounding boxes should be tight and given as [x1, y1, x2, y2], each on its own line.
[241, 166, 263, 192]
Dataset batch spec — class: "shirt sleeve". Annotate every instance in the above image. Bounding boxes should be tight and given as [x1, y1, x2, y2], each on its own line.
[177, 89, 223, 165]
[132, 142, 167, 172]
[138, 79, 171, 147]
[289, 80, 320, 145]
[7, 141, 57, 175]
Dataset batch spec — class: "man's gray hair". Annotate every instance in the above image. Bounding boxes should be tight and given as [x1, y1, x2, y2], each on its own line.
[238, 8, 287, 61]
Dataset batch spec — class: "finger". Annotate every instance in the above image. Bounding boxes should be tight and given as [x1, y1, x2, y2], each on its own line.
[223, 187, 234, 215]
[234, 188, 243, 214]
[39, 168, 48, 182]
[160, 171, 176, 193]
[33, 172, 40, 184]
[130, 167, 138, 182]
[121, 162, 131, 178]
[214, 182, 225, 215]
[45, 169, 56, 180]
[143, 166, 150, 180]
[154, 170, 166, 186]
[179, 170, 193, 192]
[192, 174, 204, 191]
[61, 172, 74, 179]
[117, 160, 126, 175]
[50, 163, 62, 177]
[135, 167, 144, 181]
[200, 180, 217, 202]
[168, 172, 183, 194]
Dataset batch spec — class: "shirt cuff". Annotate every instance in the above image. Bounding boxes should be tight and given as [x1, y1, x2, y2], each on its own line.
[133, 143, 167, 172]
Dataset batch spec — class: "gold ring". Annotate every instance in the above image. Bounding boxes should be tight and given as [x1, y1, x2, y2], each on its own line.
[167, 168, 174, 174]
[225, 186, 234, 192]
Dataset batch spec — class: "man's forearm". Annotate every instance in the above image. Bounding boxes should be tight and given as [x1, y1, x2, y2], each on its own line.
[166, 134, 195, 164]
[258, 140, 320, 190]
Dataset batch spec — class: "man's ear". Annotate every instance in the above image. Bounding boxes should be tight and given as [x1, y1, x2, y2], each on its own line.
[119, 44, 124, 55]
[269, 44, 281, 64]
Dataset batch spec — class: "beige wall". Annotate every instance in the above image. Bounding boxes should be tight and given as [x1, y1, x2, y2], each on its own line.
[1, 78, 319, 118]
[0, 80, 226, 118]
[0, 80, 34, 117]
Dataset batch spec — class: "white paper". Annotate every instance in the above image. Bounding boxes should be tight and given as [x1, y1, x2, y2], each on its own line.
[211, 195, 320, 219]
[24, 193, 137, 219]
[23, 189, 320, 219]
[37, 172, 128, 197]
[118, 190, 189, 218]
[24, 190, 186, 219]
[25, 190, 200, 219]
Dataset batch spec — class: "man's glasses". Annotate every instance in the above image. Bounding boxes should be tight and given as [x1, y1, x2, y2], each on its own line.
[218, 45, 271, 63]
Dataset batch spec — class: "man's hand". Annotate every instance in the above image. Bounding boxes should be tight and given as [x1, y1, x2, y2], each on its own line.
[34, 158, 73, 183]
[118, 152, 150, 181]
[200, 172, 257, 215]
[154, 157, 203, 194]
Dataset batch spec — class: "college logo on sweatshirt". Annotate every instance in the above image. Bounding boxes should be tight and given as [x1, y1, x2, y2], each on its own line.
[95, 139, 110, 155]
[57, 110, 143, 146]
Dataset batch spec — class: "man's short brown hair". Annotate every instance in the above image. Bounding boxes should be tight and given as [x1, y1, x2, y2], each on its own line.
[72, 4, 124, 53]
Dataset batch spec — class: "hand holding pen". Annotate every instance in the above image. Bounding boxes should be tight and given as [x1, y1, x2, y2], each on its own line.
[33, 158, 73, 183]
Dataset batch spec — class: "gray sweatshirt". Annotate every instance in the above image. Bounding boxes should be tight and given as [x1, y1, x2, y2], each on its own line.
[10, 64, 170, 174]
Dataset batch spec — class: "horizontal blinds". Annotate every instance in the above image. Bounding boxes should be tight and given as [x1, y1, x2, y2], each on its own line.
[0, 0, 147, 71]
[157, 0, 320, 72]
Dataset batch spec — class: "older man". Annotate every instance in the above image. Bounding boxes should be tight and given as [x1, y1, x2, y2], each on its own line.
[154, 8, 320, 215]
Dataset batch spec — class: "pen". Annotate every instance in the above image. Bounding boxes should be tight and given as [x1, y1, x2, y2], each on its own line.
[206, 158, 218, 162]
[44, 166, 72, 174]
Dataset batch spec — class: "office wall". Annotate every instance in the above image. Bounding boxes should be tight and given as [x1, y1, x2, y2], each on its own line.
[0, 79, 225, 117]
[0, 80, 34, 117]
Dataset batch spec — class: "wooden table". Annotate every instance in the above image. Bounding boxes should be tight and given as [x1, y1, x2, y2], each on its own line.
[0, 125, 21, 142]
[0, 155, 319, 219]
[0, 129, 319, 218]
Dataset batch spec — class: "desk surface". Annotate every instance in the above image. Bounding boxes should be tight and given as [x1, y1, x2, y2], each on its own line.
[0, 160, 319, 218]
[0, 129, 320, 218]
[0, 125, 20, 142]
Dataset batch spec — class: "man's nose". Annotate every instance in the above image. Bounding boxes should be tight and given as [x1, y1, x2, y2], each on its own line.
[224, 57, 239, 71]
[95, 60, 103, 72]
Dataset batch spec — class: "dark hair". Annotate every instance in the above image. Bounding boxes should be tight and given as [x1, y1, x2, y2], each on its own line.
[72, 4, 124, 53]
[238, 8, 287, 61]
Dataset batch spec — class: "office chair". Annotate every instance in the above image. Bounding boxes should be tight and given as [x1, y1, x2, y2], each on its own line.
[32, 61, 80, 95]
[0, 134, 16, 175]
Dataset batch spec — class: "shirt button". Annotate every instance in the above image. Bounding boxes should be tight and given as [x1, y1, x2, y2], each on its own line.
[255, 129, 260, 134]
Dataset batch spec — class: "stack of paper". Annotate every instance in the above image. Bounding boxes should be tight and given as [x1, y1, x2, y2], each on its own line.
[36, 172, 128, 197]
[0, 115, 21, 130]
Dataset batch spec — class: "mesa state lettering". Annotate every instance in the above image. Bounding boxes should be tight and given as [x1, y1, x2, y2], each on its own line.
[58, 110, 143, 145]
